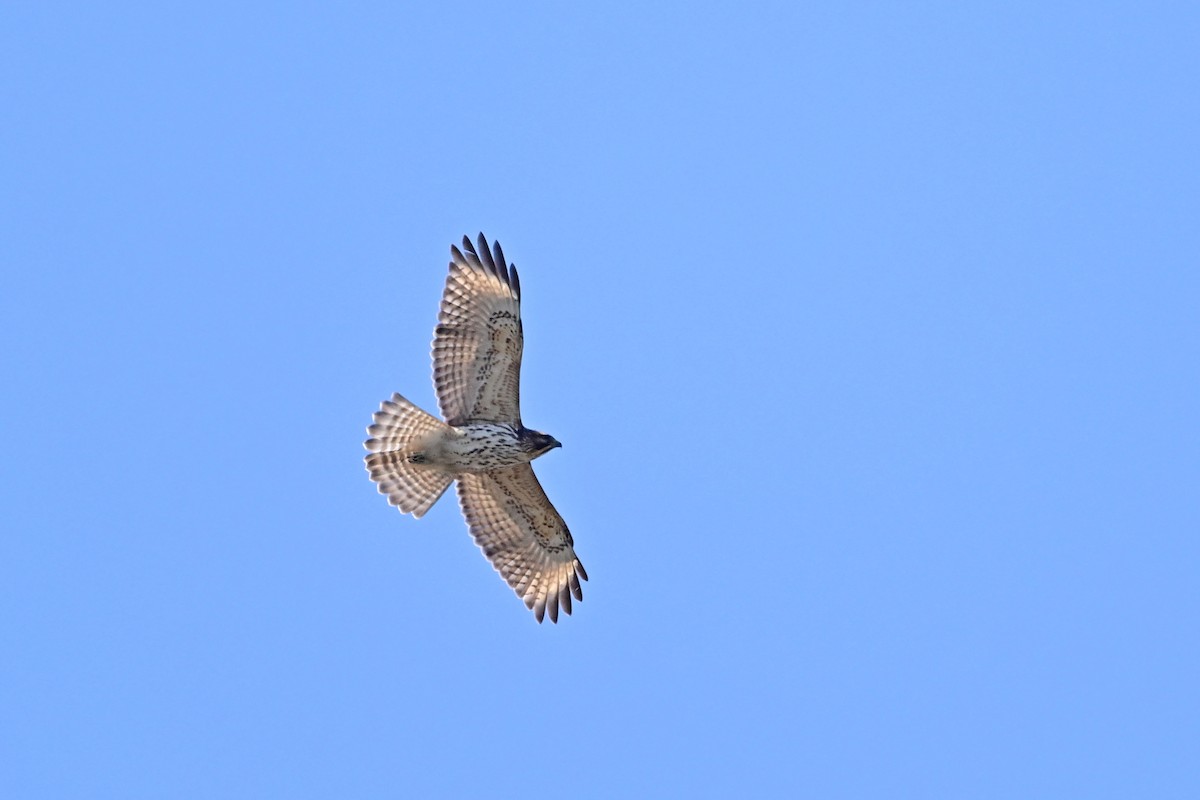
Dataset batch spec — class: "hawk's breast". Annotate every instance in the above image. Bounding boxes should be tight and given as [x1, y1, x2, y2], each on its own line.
[440, 423, 527, 472]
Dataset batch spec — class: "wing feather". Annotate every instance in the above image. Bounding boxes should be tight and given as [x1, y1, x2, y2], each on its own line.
[456, 464, 587, 623]
[433, 233, 523, 426]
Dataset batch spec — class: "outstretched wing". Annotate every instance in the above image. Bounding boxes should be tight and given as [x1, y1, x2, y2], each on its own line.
[456, 464, 587, 623]
[433, 234, 523, 427]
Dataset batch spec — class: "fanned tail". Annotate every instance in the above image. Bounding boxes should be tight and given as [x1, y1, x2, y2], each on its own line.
[364, 393, 453, 518]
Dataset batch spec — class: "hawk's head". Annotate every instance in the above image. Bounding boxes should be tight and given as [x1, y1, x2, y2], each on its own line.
[520, 429, 562, 458]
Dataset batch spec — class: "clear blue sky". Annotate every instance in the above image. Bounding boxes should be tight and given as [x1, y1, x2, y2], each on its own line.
[3, 3, 1198, 797]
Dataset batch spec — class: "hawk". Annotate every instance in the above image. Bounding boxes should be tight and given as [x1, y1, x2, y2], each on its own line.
[364, 234, 587, 623]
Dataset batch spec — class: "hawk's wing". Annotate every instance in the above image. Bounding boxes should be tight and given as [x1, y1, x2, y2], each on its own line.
[433, 234, 523, 427]
[456, 464, 587, 623]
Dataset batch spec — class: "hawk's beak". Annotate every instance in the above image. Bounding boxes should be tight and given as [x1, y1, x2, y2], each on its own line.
[551, 439, 562, 449]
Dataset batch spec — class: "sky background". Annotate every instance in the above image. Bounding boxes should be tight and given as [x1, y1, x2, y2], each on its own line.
[3, 2, 1198, 797]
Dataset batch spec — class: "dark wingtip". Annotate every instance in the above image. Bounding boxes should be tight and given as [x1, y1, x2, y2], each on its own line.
[474, 232, 500, 278]
[492, 239, 511, 285]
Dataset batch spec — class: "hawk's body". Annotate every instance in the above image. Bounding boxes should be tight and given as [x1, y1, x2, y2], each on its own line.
[364, 234, 586, 623]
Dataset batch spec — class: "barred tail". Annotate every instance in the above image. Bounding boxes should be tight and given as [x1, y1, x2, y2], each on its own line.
[363, 392, 453, 518]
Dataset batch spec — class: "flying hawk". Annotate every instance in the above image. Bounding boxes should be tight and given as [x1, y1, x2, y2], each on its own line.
[364, 234, 587, 623]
